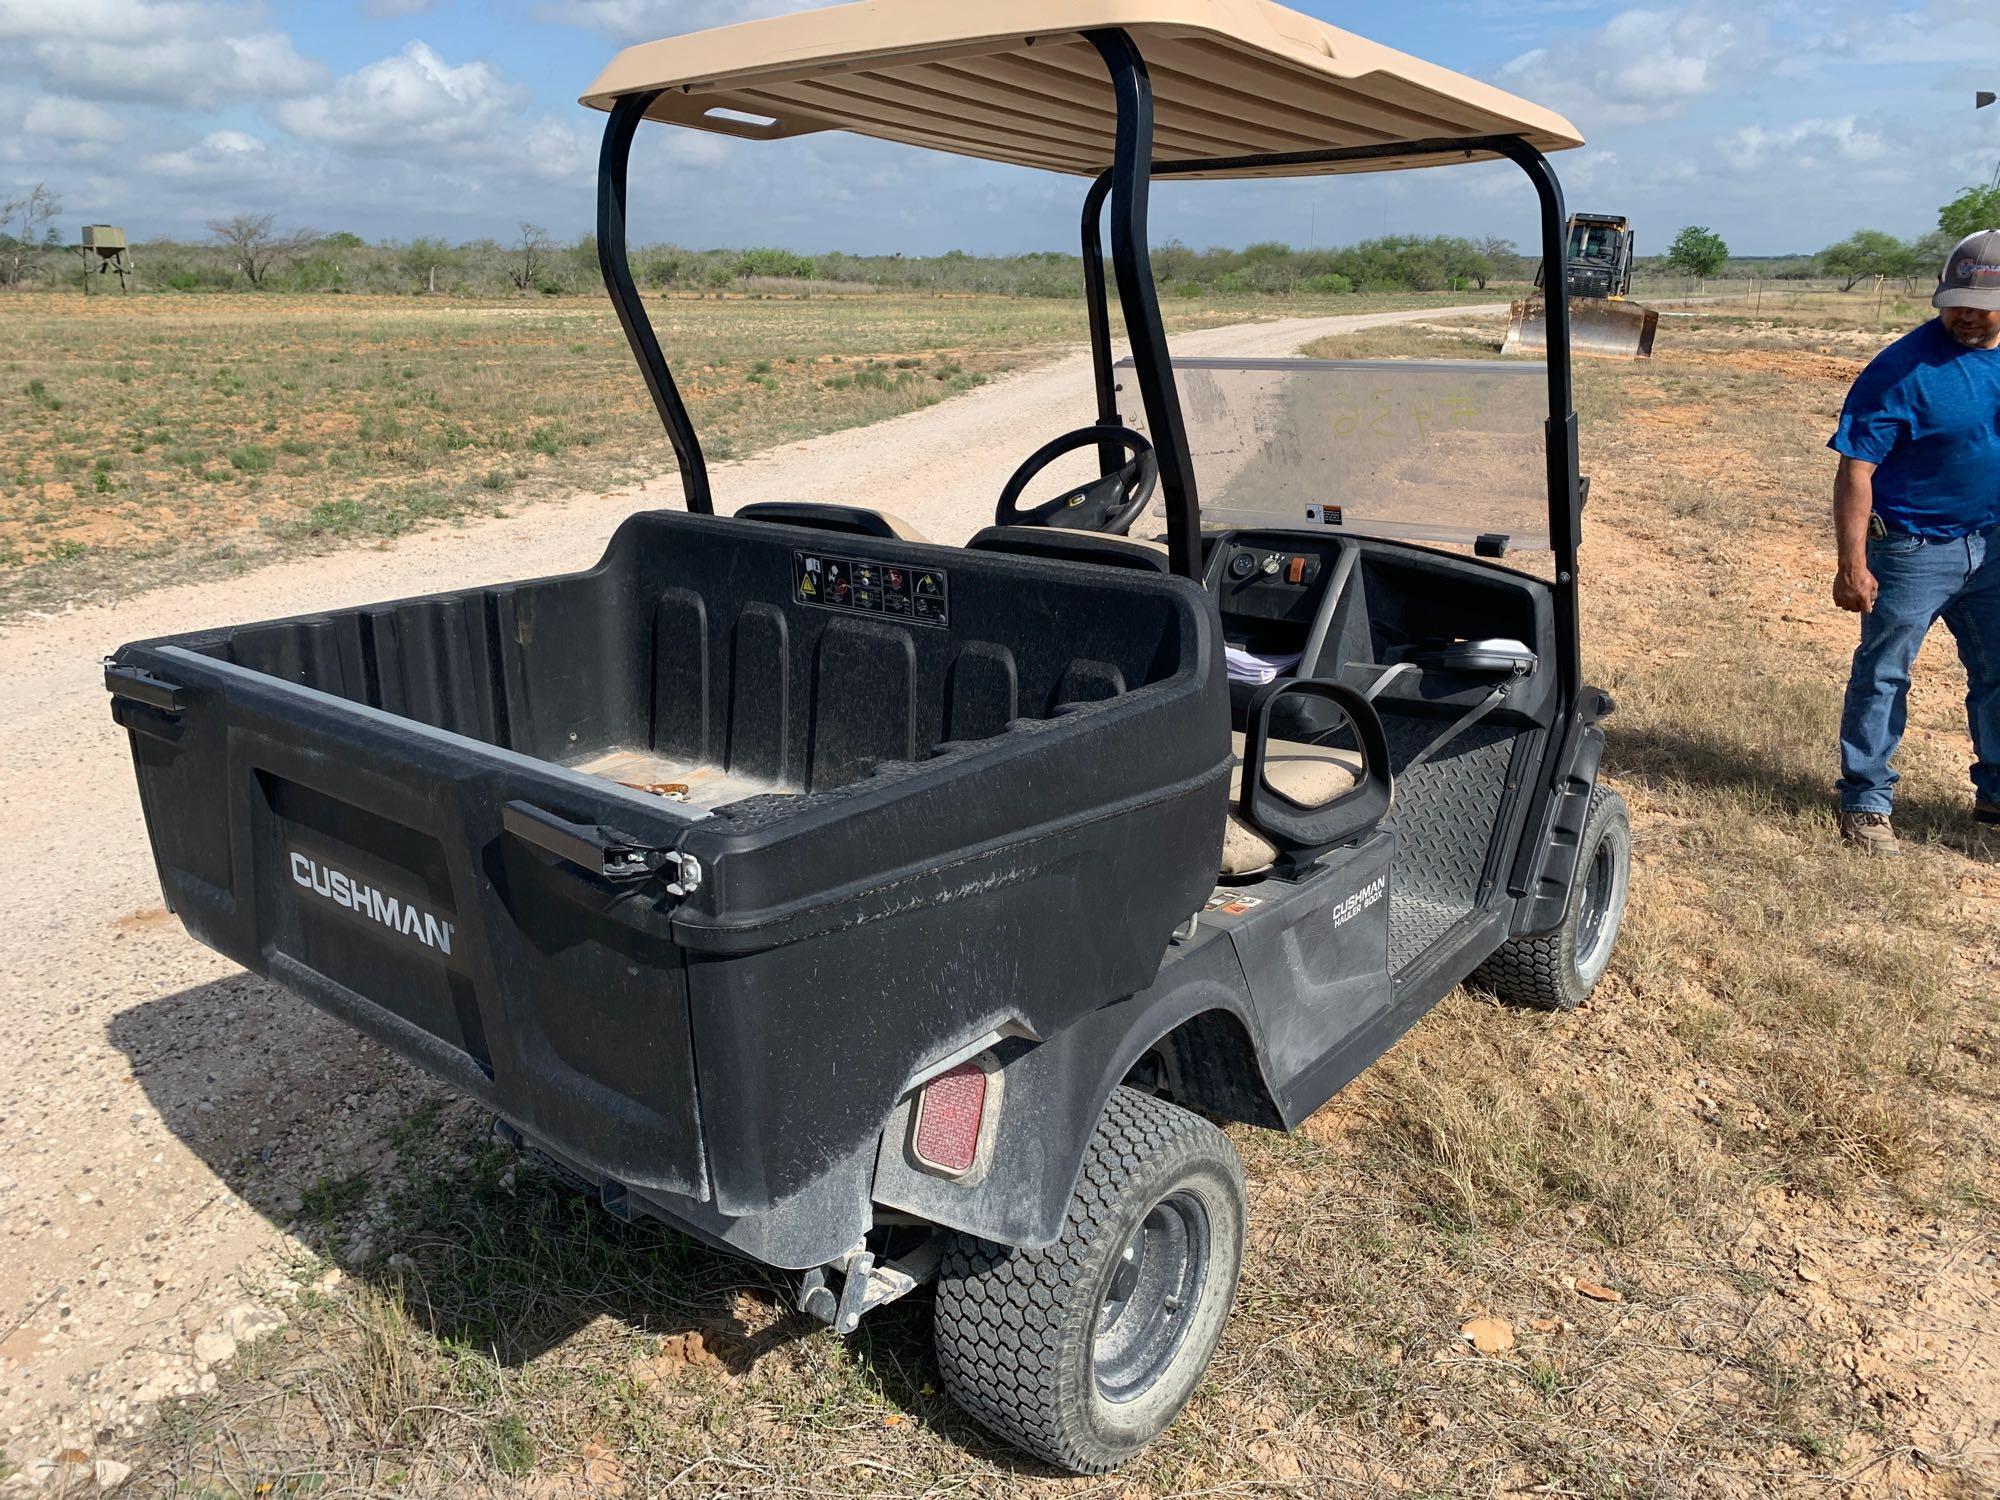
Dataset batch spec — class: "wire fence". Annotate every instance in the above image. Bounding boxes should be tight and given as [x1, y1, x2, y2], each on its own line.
[1629, 276, 1935, 328]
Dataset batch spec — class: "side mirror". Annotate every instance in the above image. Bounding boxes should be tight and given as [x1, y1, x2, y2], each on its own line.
[1239, 678, 1392, 857]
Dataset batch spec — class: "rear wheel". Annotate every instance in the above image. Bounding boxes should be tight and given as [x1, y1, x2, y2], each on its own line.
[932, 1087, 1245, 1473]
[1473, 783, 1629, 1011]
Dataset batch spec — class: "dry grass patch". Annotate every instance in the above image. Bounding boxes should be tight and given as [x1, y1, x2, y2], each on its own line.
[0, 288, 1490, 618]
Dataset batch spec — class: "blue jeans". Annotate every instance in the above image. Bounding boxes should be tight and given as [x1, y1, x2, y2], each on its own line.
[1838, 526, 2000, 814]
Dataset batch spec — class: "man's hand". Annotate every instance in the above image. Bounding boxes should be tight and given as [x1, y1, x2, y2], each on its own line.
[1831, 457, 1880, 613]
[1833, 563, 1878, 613]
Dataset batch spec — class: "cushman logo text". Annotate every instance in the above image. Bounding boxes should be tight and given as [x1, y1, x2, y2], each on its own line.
[290, 852, 454, 956]
[1330, 874, 1387, 927]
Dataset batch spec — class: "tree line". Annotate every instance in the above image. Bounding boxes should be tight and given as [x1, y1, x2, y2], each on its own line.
[1793, 184, 1999, 292]
[3, 180, 1994, 298]
[1811, 183, 1997, 290]
[0, 198, 1535, 298]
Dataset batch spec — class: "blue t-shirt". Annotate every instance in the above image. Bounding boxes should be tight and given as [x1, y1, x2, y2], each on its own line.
[1828, 318, 2000, 538]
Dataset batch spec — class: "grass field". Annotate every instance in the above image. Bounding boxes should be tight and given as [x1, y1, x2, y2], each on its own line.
[68, 296, 2000, 1494]
[0, 288, 1492, 619]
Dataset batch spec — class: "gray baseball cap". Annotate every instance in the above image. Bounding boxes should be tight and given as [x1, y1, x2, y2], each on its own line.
[1934, 229, 2000, 310]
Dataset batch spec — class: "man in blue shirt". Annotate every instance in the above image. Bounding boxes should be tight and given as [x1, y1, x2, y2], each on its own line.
[1828, 230, 2000, 855]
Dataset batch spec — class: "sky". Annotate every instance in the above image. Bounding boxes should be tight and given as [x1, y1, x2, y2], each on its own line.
[2, 0, 1997, 259]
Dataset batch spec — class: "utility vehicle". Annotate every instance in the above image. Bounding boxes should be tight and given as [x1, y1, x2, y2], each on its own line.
[1505, 211, 1661, 358]
[107, 0, 1630, 1473]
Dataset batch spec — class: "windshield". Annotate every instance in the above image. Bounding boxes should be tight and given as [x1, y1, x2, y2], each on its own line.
[1569, 223, 1620, 264]
[1119, 356, 1551, 552]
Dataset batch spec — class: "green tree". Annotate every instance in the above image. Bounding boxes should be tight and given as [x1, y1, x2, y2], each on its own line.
[1939, 184, 2000, 240]
[643, 247, 695, 287]
[1664, 225, 1729, 286]
[1911, 228, 1954, 266]
[1439, 236, 1497, 290]
[399, 236, 459, 294]
[1476, 234, 1519, 286]
[1150, 237, 1199, 285]
[732, 246, 815, 282]
[1817, 230, 1921, 292]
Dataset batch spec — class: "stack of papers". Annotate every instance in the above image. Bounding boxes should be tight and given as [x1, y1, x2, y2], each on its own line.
[1224, 644, 1303, 685]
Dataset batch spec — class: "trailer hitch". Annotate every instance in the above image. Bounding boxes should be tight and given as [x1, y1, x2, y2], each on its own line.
[798, 1238, 943, 1335]
[502, 800, 701, 894]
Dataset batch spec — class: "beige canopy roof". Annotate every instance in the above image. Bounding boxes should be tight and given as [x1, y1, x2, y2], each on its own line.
[580, 0, 1583, 178]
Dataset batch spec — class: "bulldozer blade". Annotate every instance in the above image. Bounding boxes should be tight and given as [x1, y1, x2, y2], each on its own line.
[1503, 296, 1658, 359]
[1503, 298, 1549, 355]
[1573, 299, 1658, 358]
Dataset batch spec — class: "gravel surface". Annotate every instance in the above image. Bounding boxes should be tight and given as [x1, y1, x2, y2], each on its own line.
[0, 306, 1502, 1463]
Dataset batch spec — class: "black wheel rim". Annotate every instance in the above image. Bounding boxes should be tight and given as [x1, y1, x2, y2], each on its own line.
[1574, 836, 1619, 980]
[1092, 1190, 1210, 1404]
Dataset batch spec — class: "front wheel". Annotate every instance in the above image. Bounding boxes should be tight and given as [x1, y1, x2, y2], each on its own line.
[932, 1087, 1245, 1473]
[1472, 783, 1630, 1011]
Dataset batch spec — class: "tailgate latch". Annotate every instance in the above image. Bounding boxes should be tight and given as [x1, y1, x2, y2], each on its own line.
[104, 661, 188, 713]
[502, 801, 701, 895]
[610, 845, 702, 897]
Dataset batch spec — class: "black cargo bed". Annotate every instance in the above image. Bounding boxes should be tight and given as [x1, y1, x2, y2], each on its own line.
[110, 513, 1229, 1252]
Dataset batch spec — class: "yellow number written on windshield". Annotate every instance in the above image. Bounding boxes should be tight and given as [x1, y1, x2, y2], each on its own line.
[1329, 388, 1480, 441]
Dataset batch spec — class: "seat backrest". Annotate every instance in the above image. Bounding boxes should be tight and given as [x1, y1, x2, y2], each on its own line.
[965, 525, 1169, 573]
[736, 502, 928, 542]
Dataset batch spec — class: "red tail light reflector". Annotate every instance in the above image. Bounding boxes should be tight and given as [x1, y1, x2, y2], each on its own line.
[912, 1062, 988, 1175]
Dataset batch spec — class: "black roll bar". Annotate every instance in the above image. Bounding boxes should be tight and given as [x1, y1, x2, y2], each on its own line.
[597, 90, 713, 514]
[1085, 30, 1204, 581]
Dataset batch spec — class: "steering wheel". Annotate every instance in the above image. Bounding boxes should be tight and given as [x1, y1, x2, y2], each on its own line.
[995, 425, 1158, 535]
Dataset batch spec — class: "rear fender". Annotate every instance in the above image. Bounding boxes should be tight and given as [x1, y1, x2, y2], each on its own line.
[870, 935, 1276, 1248]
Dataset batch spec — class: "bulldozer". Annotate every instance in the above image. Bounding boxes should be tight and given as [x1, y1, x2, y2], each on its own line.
[1504, 211, 1659, 359]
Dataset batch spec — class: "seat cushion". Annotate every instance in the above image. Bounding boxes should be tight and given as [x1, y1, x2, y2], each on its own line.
[1219, 731, 1364, 876]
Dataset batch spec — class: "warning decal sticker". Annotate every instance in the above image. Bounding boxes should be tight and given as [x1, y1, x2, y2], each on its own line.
[794, 551, 948, 628]
[1202, 888, 1265, 918]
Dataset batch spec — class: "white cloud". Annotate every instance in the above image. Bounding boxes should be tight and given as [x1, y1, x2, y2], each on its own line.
[0, 0, 209, 42]
[0, 0, 323, 109]
[22, 95, 126, 143]
[1720, 116, 1892, 172]
[546, 0, 836, 43]
[274, 42, 526, 150]
[1806, 0, 2000, 66]
[142, 128, 273, 182]
[518, 117, 597, 182]
[269, 42, 603, 185]
[361, 0, 450, 16]
[1497, 5, 1772, 127]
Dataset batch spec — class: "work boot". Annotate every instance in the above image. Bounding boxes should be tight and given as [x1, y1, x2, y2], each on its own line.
[1838, 809, 1900, 857]
[1977, 798, 2000, 827]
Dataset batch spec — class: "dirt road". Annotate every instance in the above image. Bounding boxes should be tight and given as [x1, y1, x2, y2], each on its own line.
[0, 305, 1503, 1459]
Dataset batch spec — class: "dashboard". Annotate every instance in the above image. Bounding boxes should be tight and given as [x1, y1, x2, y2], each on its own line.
[1210, 536, 1333, 624]
[1201, 528, 1549, 735]
[1203, 532, 1349, 669]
